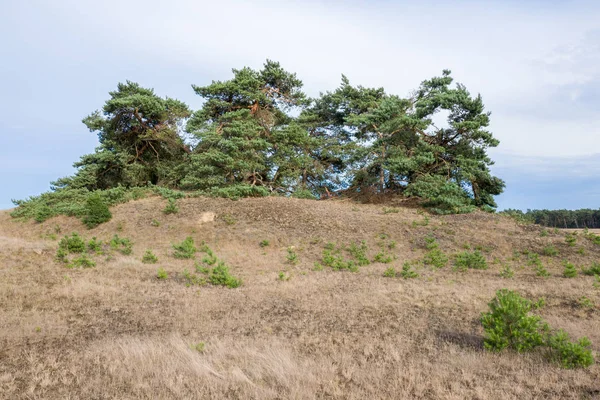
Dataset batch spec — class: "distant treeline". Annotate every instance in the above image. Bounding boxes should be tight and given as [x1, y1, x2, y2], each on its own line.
[501, 209, 600, 228]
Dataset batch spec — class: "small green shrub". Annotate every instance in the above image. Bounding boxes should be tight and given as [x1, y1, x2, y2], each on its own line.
[69, 254, 96, 269]
[202, 251, 218, 265]
[400, 263, 418, 279]
[163, 198, 179, 215]
[348, 241, 370, 266]
[547, 330, 594, 369]
[182, 269, 206, 286]
[424, 236, 438, 250]
[383, 266, 397, 278]
[482, 290, 595, 369]
[259, 240, 270, 248]
[481, 289, 546, 352]
[593, 275, 600, 289]
[578, 296, 594, 309]
[412, 215, 430, 227]
[423, 248, 448, 269]
[82, 193, 112, 228]
[172, 237, 197, 259]
[142, 250, 158, 264]
[110, 234, 133, 255]
[87, 237, 103, 253]
[563, 262, 578, 278]
[383, 207, 399, 214]
[540, 229, 548, 237]
[277, 271, 291, 281]
[312, 262, 324, 271]
[286, 247, 299, 265]
[150, 219, 161, 227]
[535, 264, 550, 278]
[373, 249, 393, 264]
[56, 247, 68, 263]
[221, 214, 236, 225]
[565, 233, 577, 247]
[581, 262, 600, 276]
[58, 233, 86, 254]
[322, 246, 358, 272]
[454, 250, 487, 271]
[527, 252, 541, 266]
[191, 342, 206, 352]
[542, 246, 559, 257]
[156, 267, 168, 280]
[500, 265, 514, 279]
[34, 205, 54, 223]
[209, 262, 242, 288]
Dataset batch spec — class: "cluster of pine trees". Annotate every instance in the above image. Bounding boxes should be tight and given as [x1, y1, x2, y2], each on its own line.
[47, 60, 504, 214]
[502, 209, 600, 228]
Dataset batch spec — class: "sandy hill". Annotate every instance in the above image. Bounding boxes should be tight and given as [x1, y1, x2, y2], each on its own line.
[0, 196, 598, 399]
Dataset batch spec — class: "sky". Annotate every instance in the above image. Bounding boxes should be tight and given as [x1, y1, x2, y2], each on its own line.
[1, 0, 599, 210]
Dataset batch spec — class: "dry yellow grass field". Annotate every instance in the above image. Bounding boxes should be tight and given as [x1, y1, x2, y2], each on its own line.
[0, 196, 599, 399]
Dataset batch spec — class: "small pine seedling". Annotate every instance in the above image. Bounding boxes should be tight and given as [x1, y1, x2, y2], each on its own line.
[383, 266, 397, 278]
[142, 250, 158, 264]
[563, 262, 578, 278]
[156, 268, 168, 280]
[500, 265, 514, 279]
[400, 263, 419, 279]
[163, 198, 179, 215]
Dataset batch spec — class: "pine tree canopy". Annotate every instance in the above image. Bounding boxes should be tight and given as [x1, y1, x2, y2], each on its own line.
[38, 61, 505, 214]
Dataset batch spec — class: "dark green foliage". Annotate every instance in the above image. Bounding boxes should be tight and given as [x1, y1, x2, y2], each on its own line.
[322, 244, 358, 272]
[68, 255, 96, 269]
[12, 61, 505, 219]
[110, 234, 133, 255]
[11, 186, 149, 223]
[481, 290, 546, 352]
[506, 208, 600, 229]
[163, 198, 179, 214]
[348, 241, 370, 266]
[193, 244, 242, 288]
[482, 290, 595, 368]
[142, 250, 158, 264]
[423, 237, 448, 268]
[454, 250, 487, 271]
[547, 331, 594, 369]
[56, 81, 191, 191]
[208, 263, 242, 288]
[172, 237, 196, 259]
[535, 264, 550, 278]
[286, 247, 299, 265]
[34, 205, 54, 223]
[400, 263, 419, 279]
[541, 245, 559, 257]
[423, 249, 449, 268]
[87, 237, 103, 253]
[581, 262, 600, 276]
[83, 193, 112, 228]
[259, 240, 270, 248]
[562, 262, 578, 278]
[156, 268, 168, 280]
[58, 233, 86, 254]
[373, 249, 393, 264]
[565, 233, 577, 247]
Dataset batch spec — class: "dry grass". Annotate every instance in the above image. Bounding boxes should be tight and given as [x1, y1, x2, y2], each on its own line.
[0, 196, 599, 399]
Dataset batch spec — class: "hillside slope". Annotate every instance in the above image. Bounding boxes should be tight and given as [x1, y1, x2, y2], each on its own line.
[0, 196, 599, 399]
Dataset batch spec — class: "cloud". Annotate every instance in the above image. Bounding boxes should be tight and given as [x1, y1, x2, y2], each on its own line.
[492, 152, 600, 210]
